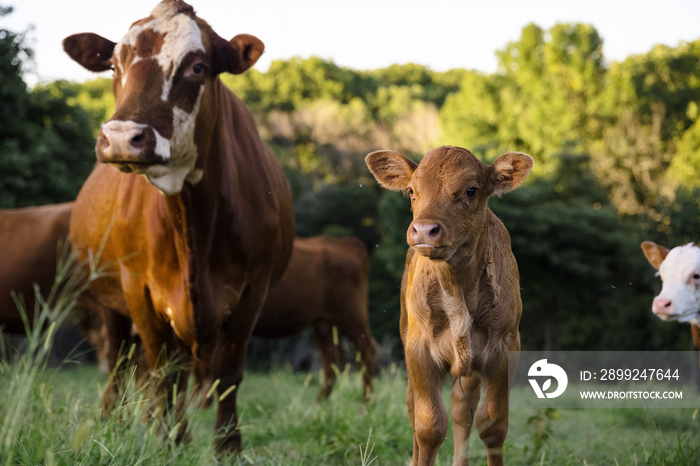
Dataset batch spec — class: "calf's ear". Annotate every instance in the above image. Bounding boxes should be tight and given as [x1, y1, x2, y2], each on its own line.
[489, 151, 534, 194]
[63, 33, 116, 72]
[212, 34, 265, 75]
[365, 150, 418, 191]
[641, 241, 669, 270]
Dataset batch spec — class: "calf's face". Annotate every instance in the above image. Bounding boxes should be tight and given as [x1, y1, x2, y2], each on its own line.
[642, 241, 700, 324]
[63, 0, 264, 195]
[366, 146, 533, 261]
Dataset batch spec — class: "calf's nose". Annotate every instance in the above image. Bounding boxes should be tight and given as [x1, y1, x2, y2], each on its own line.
[652, 297, 674, 318]
[408, 221, 443, 246]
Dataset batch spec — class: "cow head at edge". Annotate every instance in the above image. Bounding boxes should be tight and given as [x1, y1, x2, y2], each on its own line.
[365, 145, 533, 261]
[63, 0, 264, 195]
[642, 241, 700, 324]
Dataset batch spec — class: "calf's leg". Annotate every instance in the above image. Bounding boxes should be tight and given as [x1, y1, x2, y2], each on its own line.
[451, 373, 482, 465]
[475, 368, 511, 466]
[406, 350, 447, 466]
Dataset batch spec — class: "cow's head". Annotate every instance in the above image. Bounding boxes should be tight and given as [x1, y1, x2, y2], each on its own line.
[642, 241, 700, 324]
[366, 145, 533, 261]
[63, 0, 264, 195]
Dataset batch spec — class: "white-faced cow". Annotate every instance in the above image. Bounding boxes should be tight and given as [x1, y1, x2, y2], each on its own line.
[366, 145, 532, 466]
[641, 241, 700, 350]
[63, 0, 294, 452]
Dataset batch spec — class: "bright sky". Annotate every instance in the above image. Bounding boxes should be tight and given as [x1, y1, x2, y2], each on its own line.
[3, 0, 700, 86]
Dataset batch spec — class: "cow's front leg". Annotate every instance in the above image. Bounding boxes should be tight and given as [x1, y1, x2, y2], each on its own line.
[406, 347, 447, 466]
[213, 279, 271, 453]
[451, 372, 482, 465]
[121, 280, 189, 443]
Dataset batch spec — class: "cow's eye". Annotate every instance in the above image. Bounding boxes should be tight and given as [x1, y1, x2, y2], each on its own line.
[466, 187, 477, 198]
[407, 188, 415, 199]
[192, 63, 204, 75]
[692, 273, 700, 281]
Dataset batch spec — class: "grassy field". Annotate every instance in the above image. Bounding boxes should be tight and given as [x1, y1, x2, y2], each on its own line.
[1, 349, 699, 466]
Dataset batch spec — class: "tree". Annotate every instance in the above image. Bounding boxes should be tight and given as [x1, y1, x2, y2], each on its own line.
[590, 39, 700, 217]
[0, 8, 94, 207]
[438, 70, 501, 155]
[440, 23, 605, 177]
[490, 153, 687, 351]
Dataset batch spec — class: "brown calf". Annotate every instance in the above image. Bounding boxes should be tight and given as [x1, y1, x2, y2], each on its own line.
[63, 0, 294, 452]
[366, 145, 532, 466]
[255, 236, 379, 402]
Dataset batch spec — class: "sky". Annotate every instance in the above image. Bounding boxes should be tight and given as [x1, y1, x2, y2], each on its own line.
[2, 0, 700, 86]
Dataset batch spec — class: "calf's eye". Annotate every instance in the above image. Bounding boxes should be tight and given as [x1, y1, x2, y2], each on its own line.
[192, 64, 204, 75]
[466, 187, 477, 198]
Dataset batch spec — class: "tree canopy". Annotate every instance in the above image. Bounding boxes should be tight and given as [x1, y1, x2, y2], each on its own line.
[3, 13, 697, 352]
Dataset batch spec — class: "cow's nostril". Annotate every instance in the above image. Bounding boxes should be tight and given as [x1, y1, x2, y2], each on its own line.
[131, 131, 146, 149]
[429, 225, 440, 239]
[98, 132, 110, 149]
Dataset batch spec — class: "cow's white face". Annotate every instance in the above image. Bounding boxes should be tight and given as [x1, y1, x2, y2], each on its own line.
[63, 0, 265, 195]
[654, 243, 700, 324]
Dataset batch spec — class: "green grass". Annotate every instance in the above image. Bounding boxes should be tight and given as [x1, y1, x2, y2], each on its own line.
[1, 248, 698, 466]
[1, 357, 699, 465]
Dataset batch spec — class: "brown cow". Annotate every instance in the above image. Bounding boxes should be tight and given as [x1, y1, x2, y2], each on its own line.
[0, 203, 73, 333]
[366, 145, 533, 466]
[96, 236, 378, 403]
[641, 241, 700, 352]
[62, 0, 294, 452]
[254, 236, 379, 402]
[0, 202, 125, 366]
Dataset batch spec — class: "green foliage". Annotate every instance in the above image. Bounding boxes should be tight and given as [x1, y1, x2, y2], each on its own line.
[439, 70, 501, 154]
[441, 23, 605, 177]
[223, 57, 374, 113]
[295, 183, 379, 248]
[491, 153, 687, 350]
[70, 77, 114, 136]
[367, 191, 413, 345]
[590, 39, 700, 216]
[0, 14, 94, 208]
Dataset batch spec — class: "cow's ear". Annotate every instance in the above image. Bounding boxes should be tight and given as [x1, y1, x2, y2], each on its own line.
[365, 150, 417, 191]
[212, 33, 264, 75]
[641, 241, 669, 270]
[489, 151, 534, 194]
[63, 33, 116, 72]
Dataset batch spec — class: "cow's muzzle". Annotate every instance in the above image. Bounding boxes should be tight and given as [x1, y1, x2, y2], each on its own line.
[96, 120, 168, 172]
[407, 219, 449, 258]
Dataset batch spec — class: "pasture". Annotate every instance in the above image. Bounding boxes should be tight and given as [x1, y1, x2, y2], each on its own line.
[1, 339, 698, 465]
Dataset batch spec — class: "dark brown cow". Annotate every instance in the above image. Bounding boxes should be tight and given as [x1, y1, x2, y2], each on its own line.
[63, 0, 294, 452]
[0, 203, 73, 333]
[366, 145, 533, 466]
[254, 236, 379, 402]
